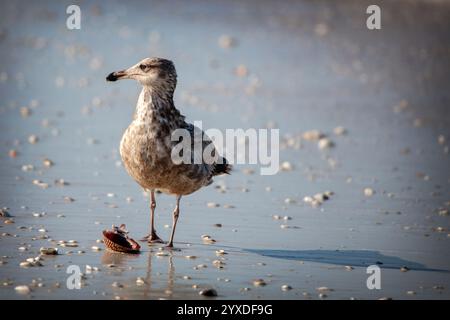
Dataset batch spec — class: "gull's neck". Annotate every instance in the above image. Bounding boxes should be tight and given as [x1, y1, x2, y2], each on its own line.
[134, 86, 183, 125]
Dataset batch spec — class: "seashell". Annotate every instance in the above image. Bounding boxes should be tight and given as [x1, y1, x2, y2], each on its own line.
[199, 288, 217, 297]
[253, 279, 266, 287]
[102, 228, 140, 254]
[136, 277, 145, 285]
[40, 247, 58, 255]
[15, 285, 31, 294]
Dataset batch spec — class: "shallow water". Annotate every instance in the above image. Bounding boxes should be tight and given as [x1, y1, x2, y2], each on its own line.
[0, 0, 449, 299]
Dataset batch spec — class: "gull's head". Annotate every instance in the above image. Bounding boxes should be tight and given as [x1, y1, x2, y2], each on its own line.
[106, 57, 177, 91]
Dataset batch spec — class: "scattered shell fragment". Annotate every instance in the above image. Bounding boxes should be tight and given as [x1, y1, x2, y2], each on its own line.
[318, 138, 334, 150]
[280, 161, 294, 171]
[302, 130, 323, 141]
[136, 277, 145, 286]
[218, 35, 235, 49]
[91, 246, 101, 252]
[364, 188, 375, 197]
[20, 257, 42, 267]
[33, 180, 49, 189]
[43, 158, 54, 167]
[207, 202, 219, 208]
[20, 107, 31, 117]
[316, 286, 333, 293]
[55, 179, 69, 186]
[212, 260, 226, 268]
[8, 149, 17, 158]
[199, 288, 217, 297]
[201, 235, 216, 243]
[234, 64, 248, 77]
[284, 198, 296, 204]
[0, 208, 11, 217]
[156, 251, 169, 257]
[63, 196, 75, 203]
[281, 285, 292, 291]
[253, 279, 267, 287]
[40, 247, 58, 255]
[400, 266, 410, 272]
[314, 23, 329, 36]
[15, 285, 30, 294]
[333, 126, 347, 136]
[215, 249, 227, 256]
[28, 135, 39, 144]
[111, 281, 123, 288]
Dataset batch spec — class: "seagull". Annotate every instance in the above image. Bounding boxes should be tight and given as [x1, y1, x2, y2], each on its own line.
[106, 57, 231, 248]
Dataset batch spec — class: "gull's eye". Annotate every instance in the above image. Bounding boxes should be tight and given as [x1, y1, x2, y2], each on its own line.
[139, 64, 148, 71]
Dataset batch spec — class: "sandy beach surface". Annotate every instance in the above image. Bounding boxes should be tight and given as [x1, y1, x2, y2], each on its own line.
[0, 0, 449, 299]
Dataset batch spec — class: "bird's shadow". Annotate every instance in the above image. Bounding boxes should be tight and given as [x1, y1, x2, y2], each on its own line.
[244, 248, 448, 272]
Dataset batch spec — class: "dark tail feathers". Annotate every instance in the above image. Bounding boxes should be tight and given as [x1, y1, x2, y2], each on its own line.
[213, 157, 232, 176]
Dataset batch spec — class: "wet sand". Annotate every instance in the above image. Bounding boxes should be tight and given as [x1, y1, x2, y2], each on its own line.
[0, 0, 450, 299]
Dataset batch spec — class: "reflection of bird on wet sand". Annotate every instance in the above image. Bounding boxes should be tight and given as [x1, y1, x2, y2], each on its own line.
[101, 250, 175, 299]
[107, 57, 231, 248]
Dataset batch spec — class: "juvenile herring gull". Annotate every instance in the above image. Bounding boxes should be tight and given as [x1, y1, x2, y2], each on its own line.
[106, 57, 231, 248]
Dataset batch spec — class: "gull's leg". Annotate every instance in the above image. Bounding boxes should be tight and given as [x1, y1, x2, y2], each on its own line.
[166, 195, 181, 248]
[141, 190, 164, 243]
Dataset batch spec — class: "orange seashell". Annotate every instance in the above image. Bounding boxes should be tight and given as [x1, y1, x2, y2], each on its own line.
[102, 229, 140, 254]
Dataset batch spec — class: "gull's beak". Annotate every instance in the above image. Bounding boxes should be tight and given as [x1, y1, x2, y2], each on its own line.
[106, 70, 127, 82]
